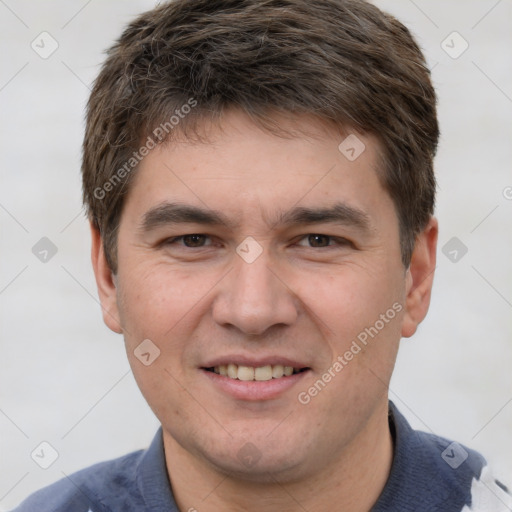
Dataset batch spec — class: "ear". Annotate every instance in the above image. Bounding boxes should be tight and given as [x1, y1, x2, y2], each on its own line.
[401, 217, 438, 338]
[90, 222, 123, 334]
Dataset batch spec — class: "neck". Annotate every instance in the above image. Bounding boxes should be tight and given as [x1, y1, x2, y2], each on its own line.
[163, 401, 393, 512]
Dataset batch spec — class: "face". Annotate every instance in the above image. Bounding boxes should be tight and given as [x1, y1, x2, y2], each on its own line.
[92, 110, 436, 482]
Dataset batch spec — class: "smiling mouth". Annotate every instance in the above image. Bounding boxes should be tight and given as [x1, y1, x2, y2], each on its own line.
[203, 364, 310, 381]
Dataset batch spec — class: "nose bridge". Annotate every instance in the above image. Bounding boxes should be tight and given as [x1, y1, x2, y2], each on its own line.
[212, 249, 297, 335]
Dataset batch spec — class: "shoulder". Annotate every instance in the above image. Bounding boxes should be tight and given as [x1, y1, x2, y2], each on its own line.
[10, 448, 146, 512]
[374, 403, 512, 512]
[412, 428, 511, 511]
[461, 465, 512, 512]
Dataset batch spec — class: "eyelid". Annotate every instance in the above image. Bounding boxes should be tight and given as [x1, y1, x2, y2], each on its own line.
[295, 234, 353, 248]
[163, 234, 214, 247]
[161, 233, 354, 249]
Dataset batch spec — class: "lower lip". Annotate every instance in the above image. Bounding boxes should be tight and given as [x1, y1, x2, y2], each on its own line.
[201, 369, 310, 401]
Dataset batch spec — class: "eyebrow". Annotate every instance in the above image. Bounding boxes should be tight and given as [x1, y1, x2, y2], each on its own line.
[140, 202, 234, 232]
[277, 204, 372, 232]
[139, 201, 372, 233]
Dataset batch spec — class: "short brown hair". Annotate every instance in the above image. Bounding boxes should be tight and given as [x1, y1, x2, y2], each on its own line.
[82, 0, 438, 273]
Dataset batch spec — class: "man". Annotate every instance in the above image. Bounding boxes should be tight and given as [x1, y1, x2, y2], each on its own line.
[12, 0, 512, 511]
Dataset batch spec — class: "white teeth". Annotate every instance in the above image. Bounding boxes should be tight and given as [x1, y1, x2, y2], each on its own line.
[237, 366, 255, 381]
[211, 363, 300, 381]
[271, 364, 284, 378]
[227, 363, 238, 379]
[254, 365, 273, 381]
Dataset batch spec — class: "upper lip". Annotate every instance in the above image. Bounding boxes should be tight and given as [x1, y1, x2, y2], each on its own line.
[201, 355, 310, 369]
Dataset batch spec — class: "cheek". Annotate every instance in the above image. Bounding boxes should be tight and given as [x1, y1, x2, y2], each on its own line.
[116, 263, 205, 342]
[293, 262, 404, 342]
[115, 266, 195, 417]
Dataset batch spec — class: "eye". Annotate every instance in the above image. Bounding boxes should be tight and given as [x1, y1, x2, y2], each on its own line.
[297, 234, 332, 248]
[166, 234, 212, 248]
[305, 234, 331, 248]
[296, 234, 352, 248]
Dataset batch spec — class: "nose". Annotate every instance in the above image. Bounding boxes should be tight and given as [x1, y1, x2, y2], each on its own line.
[212, 249, 298, 336]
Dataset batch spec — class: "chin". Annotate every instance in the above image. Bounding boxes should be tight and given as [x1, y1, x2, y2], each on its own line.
[199, 436, 311, 483]
[211, 455, 306, 484]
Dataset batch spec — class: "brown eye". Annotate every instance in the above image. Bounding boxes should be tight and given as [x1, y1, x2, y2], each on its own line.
[307, 234, 331, 247]
[182, 234, 208, 247]
[295, 234, 352, 249]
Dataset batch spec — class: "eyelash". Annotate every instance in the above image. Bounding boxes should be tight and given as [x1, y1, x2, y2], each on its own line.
[163, 234, 352, 249]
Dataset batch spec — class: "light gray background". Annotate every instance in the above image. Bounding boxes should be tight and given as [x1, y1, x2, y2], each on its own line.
[1, 0, 511, 509]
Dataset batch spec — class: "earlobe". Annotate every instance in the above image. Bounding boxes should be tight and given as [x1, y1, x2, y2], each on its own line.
[401, 217, 438, 338]
[90, 222, 123, 334]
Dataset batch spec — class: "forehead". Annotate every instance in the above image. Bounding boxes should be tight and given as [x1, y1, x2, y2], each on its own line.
[123, 110, 393, 229]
